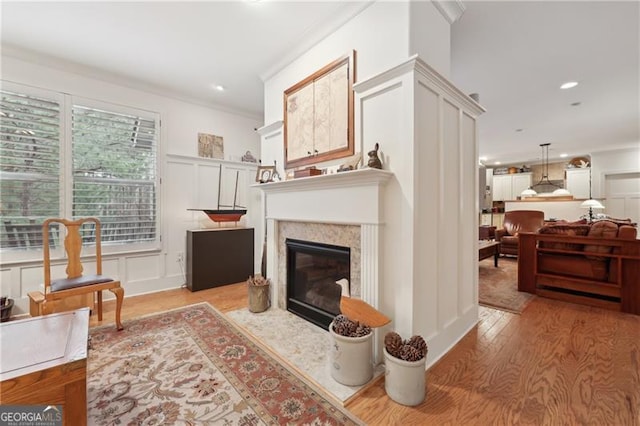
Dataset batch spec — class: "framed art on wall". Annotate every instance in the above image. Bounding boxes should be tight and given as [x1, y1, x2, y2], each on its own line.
[198, 133, 224, 159]
[284, 50, 356, 169]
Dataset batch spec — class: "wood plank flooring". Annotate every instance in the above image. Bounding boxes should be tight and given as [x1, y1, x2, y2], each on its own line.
[92, 285, 640, 425]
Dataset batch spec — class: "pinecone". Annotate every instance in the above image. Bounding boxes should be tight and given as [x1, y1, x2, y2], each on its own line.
[333, 320, 350, 336]
[399, 345, 422, 362]
[247, 275, 270, 286]
[334, 314, 349, 325]
[353, 323, 372, 337]
[384, 332, 403, 357]
[333, 316, 371, 337]
[407, 335, 428, 358]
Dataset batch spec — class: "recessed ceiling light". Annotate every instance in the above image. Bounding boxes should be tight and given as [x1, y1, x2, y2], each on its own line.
[213, 85, 225, 92]
[560, 153, 568, 158]
[560, 81, 579, 89]
[479, 156, 488, 162]
[495, 161, 501, 165]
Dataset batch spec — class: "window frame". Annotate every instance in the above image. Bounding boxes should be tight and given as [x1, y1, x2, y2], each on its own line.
[0, 82, 161, 264]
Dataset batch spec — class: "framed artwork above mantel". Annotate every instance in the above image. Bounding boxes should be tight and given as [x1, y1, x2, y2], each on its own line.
[283, 50, 356, 169]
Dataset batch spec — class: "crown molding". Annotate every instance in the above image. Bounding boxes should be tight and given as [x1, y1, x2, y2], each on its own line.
[259, 2, 374, 82]
[431, 0, 466, 24]
[353, 54, 485, 116]
[2, 44, 263, 121]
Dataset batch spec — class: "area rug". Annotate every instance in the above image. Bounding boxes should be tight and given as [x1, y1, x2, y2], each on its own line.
[87, 303, 362, 425]
[478, 257, 535, 314]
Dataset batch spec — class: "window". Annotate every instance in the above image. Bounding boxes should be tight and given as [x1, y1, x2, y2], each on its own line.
[72, 103, 157, 245]
[0, 88, 61, 250]
[0, 83, 159, 258]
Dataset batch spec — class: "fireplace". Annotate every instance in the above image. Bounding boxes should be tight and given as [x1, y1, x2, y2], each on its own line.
[286, 238, 350, 330]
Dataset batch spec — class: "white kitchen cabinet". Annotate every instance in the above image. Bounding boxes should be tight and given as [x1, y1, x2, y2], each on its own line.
[512, 173, 533, 198]
[492, 173, 532, 201]
[492, 175, 511, 201]
[566, 168, 591, 199]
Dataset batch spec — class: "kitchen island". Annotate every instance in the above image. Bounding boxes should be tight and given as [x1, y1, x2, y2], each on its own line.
[506, 198, 597, 221]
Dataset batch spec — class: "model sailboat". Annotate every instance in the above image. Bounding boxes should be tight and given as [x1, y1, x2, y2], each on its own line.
[188, 168, 247, 223]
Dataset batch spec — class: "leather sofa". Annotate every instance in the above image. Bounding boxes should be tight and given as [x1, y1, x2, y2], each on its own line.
[518, 219, 640, 314]
[495, 210, 545, 256]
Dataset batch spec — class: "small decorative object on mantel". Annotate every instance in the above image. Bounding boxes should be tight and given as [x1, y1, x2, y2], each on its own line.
[337, 153, 362, 173]
[383, 331, 428, 406]
[247, 274, 271, 313]
[271, 161, 281, 182]
[367, 143, 383, 169]
[256, 165, 276, 183]
[1, 296, 14, 322]
[293, 166, 322, 179]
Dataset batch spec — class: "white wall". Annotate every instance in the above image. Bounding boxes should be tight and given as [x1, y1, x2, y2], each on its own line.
[409, 0, 451, 77]
[263, 2, 410, 129]
[0, 55, 262, 316]
[591, 147, 640, 198]
[591, 147, 640, 225]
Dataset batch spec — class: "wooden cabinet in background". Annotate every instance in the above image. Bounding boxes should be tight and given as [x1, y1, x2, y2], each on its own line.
[186, 228, 254, 292]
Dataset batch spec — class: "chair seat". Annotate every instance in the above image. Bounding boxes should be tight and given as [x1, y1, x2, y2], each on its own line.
[501, 235, 519, 246]
[51, 274, 114, 292]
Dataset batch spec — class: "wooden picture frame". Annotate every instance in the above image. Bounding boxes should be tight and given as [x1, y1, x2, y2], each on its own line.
[284, 50, 356, 169]
[256, 166, 276, 183]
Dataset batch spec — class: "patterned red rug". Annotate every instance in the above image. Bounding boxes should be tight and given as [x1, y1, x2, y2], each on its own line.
[479, 257, 535, 314]
[88, 303, 362, 425]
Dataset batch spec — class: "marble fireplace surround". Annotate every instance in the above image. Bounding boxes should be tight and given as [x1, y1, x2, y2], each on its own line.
[257, 168, 393, 316]
[277, 221, 361, 310]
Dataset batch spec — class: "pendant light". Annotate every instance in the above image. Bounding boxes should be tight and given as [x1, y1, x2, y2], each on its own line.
[521, 143, 570, 196]
[532, 143, 563, 190]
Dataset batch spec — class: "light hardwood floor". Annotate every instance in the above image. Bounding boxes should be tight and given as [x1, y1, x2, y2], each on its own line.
[92, 285, 640, 425]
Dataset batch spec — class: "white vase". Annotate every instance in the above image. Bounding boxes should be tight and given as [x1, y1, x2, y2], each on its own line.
[329, 320, 373, 386]
[384, 347, 426, 406]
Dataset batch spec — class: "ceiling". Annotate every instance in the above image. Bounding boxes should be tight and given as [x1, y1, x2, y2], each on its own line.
[452, 1, 639, 166]
[2, 1, 638, 166]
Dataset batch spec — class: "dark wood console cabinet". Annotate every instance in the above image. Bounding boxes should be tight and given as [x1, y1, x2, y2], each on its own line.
[186, 228, 254, 291]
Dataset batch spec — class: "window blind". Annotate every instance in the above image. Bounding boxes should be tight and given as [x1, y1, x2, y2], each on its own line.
[72, 105, 157, 244]
[0, 90, 60, 249]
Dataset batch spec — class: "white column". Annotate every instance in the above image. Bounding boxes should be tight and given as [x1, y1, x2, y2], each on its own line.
[361, 223, 383, 364]
[265, 218, 279, 307]
[360, 223, 381, 309]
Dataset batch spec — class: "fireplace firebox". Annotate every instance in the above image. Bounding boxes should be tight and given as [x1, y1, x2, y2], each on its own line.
[286, 239, 350, 330]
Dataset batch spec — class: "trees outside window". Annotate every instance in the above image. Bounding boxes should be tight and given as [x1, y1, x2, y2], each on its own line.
[0, 83, 159, 255]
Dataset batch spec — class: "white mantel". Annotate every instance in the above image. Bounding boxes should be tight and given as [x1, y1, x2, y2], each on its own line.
[255, 168, 393, 225]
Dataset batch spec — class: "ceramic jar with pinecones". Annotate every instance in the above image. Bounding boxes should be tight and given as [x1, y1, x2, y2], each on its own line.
[329, 314, 373, 386]
[383, 331, 428, 406]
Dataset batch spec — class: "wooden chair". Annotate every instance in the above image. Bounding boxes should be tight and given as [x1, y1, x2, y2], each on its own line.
[28, 217, 124, 330]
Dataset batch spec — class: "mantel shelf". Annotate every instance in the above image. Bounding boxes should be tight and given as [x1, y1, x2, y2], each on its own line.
[252, 168, 393, 194]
